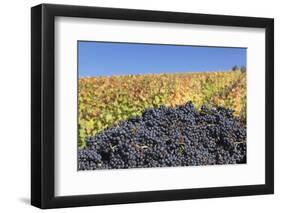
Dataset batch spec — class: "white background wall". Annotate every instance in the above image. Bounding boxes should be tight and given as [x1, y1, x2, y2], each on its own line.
[0, 0, 279, 212]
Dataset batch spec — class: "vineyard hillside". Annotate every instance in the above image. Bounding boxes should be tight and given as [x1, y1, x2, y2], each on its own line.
[78, 69, 246, 148]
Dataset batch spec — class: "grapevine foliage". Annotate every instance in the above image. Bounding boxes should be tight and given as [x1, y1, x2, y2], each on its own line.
[78, 70, 246, 148]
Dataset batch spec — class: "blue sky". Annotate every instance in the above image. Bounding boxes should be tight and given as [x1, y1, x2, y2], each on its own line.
[78, 41, 246, 77]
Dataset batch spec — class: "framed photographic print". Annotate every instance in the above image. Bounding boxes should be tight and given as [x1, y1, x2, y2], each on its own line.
[31, 3, 274, 209]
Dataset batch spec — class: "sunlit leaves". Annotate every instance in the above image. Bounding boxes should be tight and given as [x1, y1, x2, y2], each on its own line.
[209, 71, 246, 121]
[78, 70, 246, 148]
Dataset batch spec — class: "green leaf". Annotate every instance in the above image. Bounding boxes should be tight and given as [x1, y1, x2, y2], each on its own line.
[105, 113, 113, 122]
[154, 96, 160, 104]
[96, 120, 102, 129]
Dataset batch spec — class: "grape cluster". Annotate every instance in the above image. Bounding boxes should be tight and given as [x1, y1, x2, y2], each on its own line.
[78, 102, 246, 170]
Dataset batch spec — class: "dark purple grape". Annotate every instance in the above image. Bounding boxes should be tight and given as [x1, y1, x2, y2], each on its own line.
[78, 102, 246, 170]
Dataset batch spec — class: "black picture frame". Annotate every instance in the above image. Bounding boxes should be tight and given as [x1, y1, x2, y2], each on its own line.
[31, 3, 274, 209]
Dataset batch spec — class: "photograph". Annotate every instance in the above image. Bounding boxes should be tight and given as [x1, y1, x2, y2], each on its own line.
[77, 41, 247, 171]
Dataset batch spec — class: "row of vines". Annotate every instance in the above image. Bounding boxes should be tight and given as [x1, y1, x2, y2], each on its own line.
[78, 69, 246, 148]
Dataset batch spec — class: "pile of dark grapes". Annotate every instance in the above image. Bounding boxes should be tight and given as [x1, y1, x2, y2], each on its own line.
[78, 102, 246, 170]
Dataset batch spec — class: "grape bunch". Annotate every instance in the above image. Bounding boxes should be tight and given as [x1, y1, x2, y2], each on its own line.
[78, 102, 246, 170]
